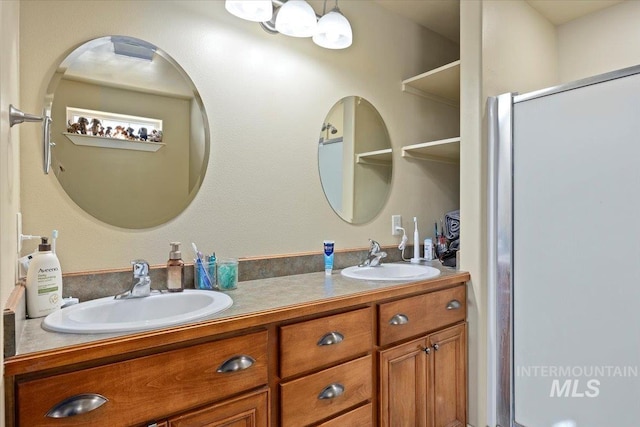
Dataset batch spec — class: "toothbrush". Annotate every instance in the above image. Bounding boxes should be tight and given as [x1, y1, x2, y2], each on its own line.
[51, 230, 58, 254]
[411, 217, 420, 263]
[191, 242, 213, 289]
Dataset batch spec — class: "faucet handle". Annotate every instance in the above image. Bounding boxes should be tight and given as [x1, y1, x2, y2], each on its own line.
[131, 260, 150, 278]
[369, 239, 381, 253]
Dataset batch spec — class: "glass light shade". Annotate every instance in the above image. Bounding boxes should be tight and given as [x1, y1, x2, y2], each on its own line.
[225, 0, 273, 22]
[313, 9, 352, 49]
[275, 0, 318, 38]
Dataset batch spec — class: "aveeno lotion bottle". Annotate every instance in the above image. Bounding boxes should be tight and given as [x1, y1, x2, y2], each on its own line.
[26, 237, 63, 318]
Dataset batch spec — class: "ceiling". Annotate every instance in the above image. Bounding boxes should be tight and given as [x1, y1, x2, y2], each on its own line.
[373, 0, 624, 44]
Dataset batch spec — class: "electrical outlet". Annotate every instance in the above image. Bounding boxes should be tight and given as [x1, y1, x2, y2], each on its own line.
[392, 215, 402, 235]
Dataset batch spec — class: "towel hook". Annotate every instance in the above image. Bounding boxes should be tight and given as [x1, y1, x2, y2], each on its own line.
[9, 104, 54, 174]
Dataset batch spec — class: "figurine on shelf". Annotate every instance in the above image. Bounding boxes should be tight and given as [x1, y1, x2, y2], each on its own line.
[67, 120, 82, 134]
[113, 126, 127, 139]
[126, 127, 138, 140]
[77, 117, 88, 134]
[138, 127, 148, 141]
[104, 126, 112, 137]
[90, 118, 102, 136]
[148, 130, 163, 142]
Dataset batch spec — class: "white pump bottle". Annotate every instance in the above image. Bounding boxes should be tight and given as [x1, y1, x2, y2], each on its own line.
[26, 237, 63, 318]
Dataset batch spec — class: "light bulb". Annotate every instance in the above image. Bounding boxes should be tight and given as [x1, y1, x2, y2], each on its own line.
[225, 0, 273, 23]
[275, 0, 318, 38]
[313, 8, 352, 49]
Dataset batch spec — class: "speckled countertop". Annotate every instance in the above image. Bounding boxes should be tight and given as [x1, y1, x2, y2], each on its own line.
[13, 262, 467, 359]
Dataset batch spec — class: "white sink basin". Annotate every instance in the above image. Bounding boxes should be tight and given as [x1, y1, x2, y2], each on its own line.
[42, 290, 233, 334]
[341, 263, 441, 281]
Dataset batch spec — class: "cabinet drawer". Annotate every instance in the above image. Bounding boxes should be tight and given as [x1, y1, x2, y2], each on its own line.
[167, 388, 269, 427]
[378, 285, 465, 346]
[280, 307, 372, 378]
[17, 331, 268, 427]
[316, 403, 373, 427]
[280, 355, 372, 427]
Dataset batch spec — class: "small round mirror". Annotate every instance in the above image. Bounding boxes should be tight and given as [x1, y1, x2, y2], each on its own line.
[318, 96, 392, 224]
[45, 36, 209, 229]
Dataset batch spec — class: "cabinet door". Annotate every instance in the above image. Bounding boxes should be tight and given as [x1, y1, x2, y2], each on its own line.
[428, 324, 466, 427]
[167, 388, 269, 427]
[379, 337, 429, 427]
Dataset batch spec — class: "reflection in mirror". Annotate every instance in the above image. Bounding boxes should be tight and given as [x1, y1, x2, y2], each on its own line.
[45, 36, 209, 229]
[318, 97, 392, 224]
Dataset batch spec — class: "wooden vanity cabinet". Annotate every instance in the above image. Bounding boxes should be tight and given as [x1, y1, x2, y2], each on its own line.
[6, 275, 469, 427]
[378, 287, 467, 427]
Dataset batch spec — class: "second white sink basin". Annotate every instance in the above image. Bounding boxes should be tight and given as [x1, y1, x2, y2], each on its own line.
[42, 290, 233, 334]
[341, 263, 441, 281]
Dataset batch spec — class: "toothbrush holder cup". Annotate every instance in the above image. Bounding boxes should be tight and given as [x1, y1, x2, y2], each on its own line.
[194, 258, 217, 290]
[216, 258, 238, 291]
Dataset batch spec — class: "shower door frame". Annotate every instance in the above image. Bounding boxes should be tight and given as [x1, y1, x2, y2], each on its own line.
[489, 64, 640, 427]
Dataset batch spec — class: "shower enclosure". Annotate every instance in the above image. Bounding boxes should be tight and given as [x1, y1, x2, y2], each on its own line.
[488, 65, 640, 426]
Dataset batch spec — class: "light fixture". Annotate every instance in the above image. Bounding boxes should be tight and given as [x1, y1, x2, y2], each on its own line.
[225, 0, 273, 23]
[225, 0, 353, 50]
[112, 36, 156, 61]
[275, 0, 317, 38]
[313, 1, 352, 49]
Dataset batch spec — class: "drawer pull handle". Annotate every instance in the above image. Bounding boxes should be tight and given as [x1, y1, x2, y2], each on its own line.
[318, 383, 345, 400]
[420, 346, 431, 355]
[46, 393, 108, 418]
[446, 300, 462, 310]
[433, 343, 440, 351]
[217, 355, 255, 373]
[389, 313, 409, 325]
[317, 331, 344, 346]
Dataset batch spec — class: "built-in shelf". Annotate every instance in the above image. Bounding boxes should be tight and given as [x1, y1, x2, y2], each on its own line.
[356, 148, 393, 165]
[402, 137, 460, 164]
[63, 133, 165, 152]
[402, 60, 460, 107]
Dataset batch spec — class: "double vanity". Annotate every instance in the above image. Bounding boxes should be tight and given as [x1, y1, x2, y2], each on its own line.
[4, 262, 469, 426]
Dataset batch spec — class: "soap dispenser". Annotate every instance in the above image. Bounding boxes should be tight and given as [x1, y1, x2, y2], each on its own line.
[167, 242, 185, 292]
[26, 237, 63, 318]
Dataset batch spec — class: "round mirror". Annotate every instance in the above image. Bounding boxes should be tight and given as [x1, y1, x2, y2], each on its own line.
[318, 96, 392, 224]
[45, 36, 209, 229]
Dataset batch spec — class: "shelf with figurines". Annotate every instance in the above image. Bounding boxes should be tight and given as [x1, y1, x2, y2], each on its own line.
[63, 116, 165, 152]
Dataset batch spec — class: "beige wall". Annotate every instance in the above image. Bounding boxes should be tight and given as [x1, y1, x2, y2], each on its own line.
[558, 0, 640, 83]
[19, 0, 460, 272]
[461, 1, 558, 426]
[460, 3, 483, 425]
[483, 0, 559, 96]
[1, 0, 20, 421]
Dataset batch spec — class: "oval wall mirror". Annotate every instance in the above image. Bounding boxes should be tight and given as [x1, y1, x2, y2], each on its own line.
[45, 36, 209, 229]
[318, 96, 392, 224]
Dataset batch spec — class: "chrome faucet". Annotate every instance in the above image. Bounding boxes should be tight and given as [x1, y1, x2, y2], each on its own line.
[359, 239, 387, 267]
[114, 260, 151, 299]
